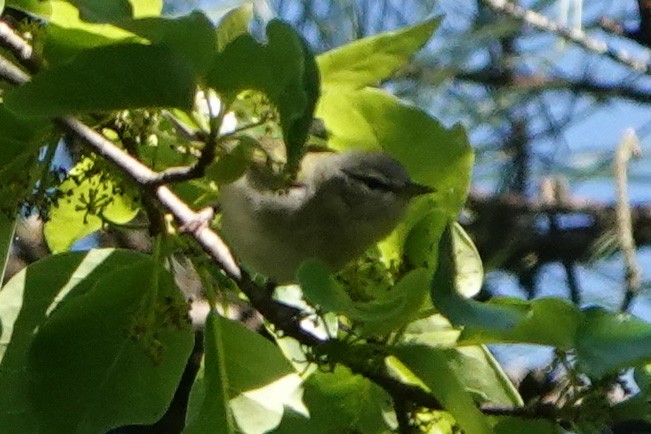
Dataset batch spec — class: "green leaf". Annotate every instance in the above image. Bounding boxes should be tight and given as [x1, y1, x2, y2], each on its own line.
[6, 0, 50, 16]
[297, 259, 358, 316]
[392, 345, 492, 434]
[317, 17, 440, 89]
[360, 268, 431, 335]
[404, 220, 482, 298]
[216, 4, 253, 52]
[187, 314, 300, 434]
[576, 307, 651, 378]
[611, 394, 651, 427]
[44, 157, 139, 253]
[130, 0, 162, 18]
[43, 2, 141, 63]
[434, 226, 651, 377]
[0, 106, 51, 215]
[298, 260, 430, 335]
[121, 11, 217, 77]
[433, 225, 581, 348]
[65, 0, 133, 23]
[316, 88, 473, 218]
[208, 19, 320, 171]
[403, 209, 447, 270]
[184, 312, 235, 434]
[276, 366, 390, 434]
[0, 249, 151, 433]
[402, 317, 522, 407]
[6, 43, 196, 117]
[27, 258, 194, 434]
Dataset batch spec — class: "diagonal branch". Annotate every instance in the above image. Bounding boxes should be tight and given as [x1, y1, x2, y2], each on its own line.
[482, 0, 651, 74]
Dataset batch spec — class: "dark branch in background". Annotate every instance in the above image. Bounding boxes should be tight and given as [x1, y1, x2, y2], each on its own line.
[482, 0, 651, 74]
[450, 68, 651, 105]
[396, 64, 651, 110]
[465, 191, 651, 280]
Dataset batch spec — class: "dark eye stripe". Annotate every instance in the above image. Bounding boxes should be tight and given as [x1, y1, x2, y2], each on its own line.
[345, 171, 394, 192]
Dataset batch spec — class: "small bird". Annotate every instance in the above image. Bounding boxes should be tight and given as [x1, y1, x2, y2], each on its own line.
[218, 151, 434, 283]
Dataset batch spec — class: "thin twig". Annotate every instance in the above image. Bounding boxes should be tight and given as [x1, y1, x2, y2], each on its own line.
[482, 0, 651, 74]
[614, 129, 643, 311]
[0, 21, 41, 73]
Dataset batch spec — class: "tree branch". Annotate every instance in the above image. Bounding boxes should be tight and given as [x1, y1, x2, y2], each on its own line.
[482, 0, 651, 74]
[614, 129, 643, 311]
[466, 191, 651, 275]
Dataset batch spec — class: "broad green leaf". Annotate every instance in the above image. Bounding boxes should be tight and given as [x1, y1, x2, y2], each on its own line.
[317, 88, 472, 218]
[27, 259, 193, 434]
[65, 0, 132, 22]
[404, 218, 481, 298]
[6, 0, 51, 16]
[0, 213, 16, 285]
[187, 314, 300, 434]
[393, 345, 492, 434]
[130, 0, 162, 18]
[275, 366, 391, 434]
[448, 346, 522, 406]
[41, 0, 167, 61]
[317, 17, 440, 89]
[43, 1, 140, 63]
[434, 225, 651, 377]
[44, 157, 139, 253]
[216, 4, 253, 52]
[208, 19, 320, 171]
[402, 317, 522, 407]
[360, 268, 431, 335]
[0, 249, 150, 433]
[576, 307, 651, 378]
[0, 106, 51, 215]
[611, 394, 651, 426]
[6, 43, 196, 117]
[184, 312, 235, 434]
[403, 209, 447, 270]
[121, 11, 216, 77]
[297, 259, 358, 317]
[298, 260, 430, 335]
[433, 225, 580, 348]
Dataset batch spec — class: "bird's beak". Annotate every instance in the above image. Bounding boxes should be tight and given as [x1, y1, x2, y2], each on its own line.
[404, 182, 435, 198]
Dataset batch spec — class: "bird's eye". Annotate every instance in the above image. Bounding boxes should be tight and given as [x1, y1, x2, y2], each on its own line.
[360, 175, 390, 191]
[345, 170, 391, 191]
